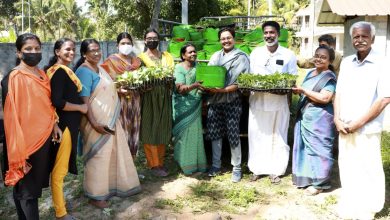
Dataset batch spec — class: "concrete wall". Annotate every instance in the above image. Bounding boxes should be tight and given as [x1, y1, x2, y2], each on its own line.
[0, 40, 168, 78]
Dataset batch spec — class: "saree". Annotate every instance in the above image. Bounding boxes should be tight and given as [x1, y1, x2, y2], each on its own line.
[101, 54, 142, 156]
[80, 68, 141, 200]
[292, 70, 336, 189]
[172, 64, 207, 174]
[138, 52, 174, 168]
[2, 68, 56, 186]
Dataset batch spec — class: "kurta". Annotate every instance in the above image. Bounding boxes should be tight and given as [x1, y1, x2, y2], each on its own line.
[1, 68, 56, 198]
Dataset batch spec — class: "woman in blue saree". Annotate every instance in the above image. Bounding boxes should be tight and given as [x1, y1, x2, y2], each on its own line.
[292, 45, 337, 195]
[172, 44, 207, 175]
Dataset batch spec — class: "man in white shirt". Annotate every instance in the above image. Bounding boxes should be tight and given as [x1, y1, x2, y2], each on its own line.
[335, 21, 390, 220]
[248, 21, 297, 184]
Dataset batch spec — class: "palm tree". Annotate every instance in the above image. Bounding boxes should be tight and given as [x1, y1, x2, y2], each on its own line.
[58, 0, 83, 39]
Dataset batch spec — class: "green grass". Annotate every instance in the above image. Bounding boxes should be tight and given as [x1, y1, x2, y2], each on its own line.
[376, 132, 390, 219]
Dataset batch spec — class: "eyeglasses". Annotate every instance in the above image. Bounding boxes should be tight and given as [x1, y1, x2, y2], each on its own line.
[313, 55, 328, 61]
[145, 37, 158, 41]
[87, 49, 101, 54]
[220, 36, 233, 41]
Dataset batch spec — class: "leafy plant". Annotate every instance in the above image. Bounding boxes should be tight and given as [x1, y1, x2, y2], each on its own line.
[115, 66, 174, 89]
[237, 72, 298, 89]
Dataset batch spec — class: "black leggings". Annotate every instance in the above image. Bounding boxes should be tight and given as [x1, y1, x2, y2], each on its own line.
[13, 188, 39, 220]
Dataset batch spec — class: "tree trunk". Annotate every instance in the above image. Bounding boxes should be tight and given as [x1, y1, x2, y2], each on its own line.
[150, 0, 161, 30]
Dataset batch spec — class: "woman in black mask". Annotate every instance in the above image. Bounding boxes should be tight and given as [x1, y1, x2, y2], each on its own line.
[1, 33, 62, 220]
[138, 29, 174, 177]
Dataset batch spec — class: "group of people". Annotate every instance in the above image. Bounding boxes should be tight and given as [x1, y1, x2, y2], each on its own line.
[1, 19, 388, 220]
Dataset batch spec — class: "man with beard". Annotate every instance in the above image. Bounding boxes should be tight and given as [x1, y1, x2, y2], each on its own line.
[247, 21, 297, 184]
[334, 21, 390, 219]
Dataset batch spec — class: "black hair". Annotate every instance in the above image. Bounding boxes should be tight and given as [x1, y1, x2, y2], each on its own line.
[218, 27, 235, 39]
[73, 38, 100, 71]
[262, 21, 281, 35]
[15, 33, 41, 66]
[180, 43, 196, 61]
[318, 34, 336, 46]
[44, 38, 75, 72]
[116, 32, 133, 45]
[315, 45, 335, 73]
[143, 28, 160, 40]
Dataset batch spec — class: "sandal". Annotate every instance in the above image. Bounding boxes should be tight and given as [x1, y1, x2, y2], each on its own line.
[269, 175, 281, 185]
[305, 186, 323, 196]
[250, 174, 261, 182]
[56, 214, 77, 220]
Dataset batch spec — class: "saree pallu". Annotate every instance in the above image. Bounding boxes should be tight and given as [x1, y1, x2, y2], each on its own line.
[81, 70, 141, 200]
[173, 89, 207, 175]
[292, 71, 336, 189]
[101, 55, 142, 156]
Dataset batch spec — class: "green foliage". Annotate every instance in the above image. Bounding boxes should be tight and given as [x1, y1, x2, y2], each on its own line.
[0, 0, 17, 18]
[116, 66, 174, 89]
[238, 72, 298, 89]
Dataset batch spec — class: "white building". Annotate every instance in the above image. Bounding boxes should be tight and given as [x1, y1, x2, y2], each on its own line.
[317, 0, 390, 56]
[294, 0, 344, 57]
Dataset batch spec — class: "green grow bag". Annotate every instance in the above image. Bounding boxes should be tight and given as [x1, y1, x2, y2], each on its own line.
[235, 44, 251, 55]
[196, 50, 207, 61]
[168, 41, 186, 58]
[279, 28, 289, 42]
[173, 25, 190, 40]
[235, 31, 247, 41]
[190, 31, 203, 41]
[192, 40, 205, 51]
[203, 43, 222, 56]
[195, 66, 226, 88]
[279, 41, 288, 48]
[203, 28, 219, 42]
[243, 28, 263, 42]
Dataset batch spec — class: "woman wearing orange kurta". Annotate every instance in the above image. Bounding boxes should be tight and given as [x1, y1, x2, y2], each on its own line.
[1, 33, 62, 220]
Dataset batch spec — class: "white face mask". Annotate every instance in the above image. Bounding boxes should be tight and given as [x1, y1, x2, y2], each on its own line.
[118, 44, 133, 55]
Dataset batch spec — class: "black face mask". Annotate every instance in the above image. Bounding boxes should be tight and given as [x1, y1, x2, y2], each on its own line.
[145, 41, 159, 50]
[21, 53, 42, 66]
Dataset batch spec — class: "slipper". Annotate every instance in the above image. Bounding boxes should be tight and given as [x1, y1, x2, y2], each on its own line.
[249, 174, 261, 182]
[304, 186, 323, 196]
[269, 175, 281, 185]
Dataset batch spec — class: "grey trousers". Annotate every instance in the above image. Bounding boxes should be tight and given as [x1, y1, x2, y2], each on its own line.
[211, 138, 241, 172]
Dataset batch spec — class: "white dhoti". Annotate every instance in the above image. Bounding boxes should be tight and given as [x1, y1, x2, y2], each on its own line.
[337, 132, 385, 219]
[247, 104, 290, 176]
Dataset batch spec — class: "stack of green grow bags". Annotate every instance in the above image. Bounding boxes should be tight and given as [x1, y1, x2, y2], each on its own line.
[168, 40, 186, 58]
[172, 25, 191, 41]
[235, 43, 251, 55]
[203, 43, 222, 59]
[203, 28, 219, 42]
[243, 28, 263, 42]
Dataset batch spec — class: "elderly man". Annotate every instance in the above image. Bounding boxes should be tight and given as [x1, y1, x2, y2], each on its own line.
[248, 21, 297, 184]
[297, 34, 343, 76]
[335, 21, 390, 219]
